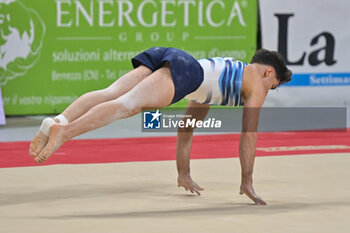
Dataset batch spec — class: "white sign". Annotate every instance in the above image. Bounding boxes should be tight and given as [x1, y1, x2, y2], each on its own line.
[260, 0, 350, 107]
[0, 87, 5, 125]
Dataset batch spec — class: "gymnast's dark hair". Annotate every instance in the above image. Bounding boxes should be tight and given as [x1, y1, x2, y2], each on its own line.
[250, 49, 292, 86]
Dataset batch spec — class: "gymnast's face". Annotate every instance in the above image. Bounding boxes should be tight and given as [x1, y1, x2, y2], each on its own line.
[262, 66, 279, 90]
[270, 76, 280, 90]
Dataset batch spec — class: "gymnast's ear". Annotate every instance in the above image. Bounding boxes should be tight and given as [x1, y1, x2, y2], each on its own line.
[263, 66, 275, 78]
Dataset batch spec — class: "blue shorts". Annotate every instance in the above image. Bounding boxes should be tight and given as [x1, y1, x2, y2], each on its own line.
[132, 47, 204, 104]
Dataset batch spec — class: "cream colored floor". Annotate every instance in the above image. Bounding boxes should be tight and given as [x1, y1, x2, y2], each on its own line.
[1, 153, 350, 233]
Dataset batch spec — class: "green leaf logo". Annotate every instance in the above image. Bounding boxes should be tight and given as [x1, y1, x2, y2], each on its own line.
[0, 0, 46, 85]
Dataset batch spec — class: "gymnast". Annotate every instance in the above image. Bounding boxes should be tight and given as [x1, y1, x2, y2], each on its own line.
[29, 47, 292, 205]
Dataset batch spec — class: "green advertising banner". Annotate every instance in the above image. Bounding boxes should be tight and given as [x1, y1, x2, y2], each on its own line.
[0, 0, 257, 115]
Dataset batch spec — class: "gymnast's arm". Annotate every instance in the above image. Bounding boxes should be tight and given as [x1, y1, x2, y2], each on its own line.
[239, 77, 267, 205]
[176, 101, 210, 195]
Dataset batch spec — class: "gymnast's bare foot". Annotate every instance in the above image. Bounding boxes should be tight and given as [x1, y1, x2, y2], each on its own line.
[29, 131, 49, 158]
[34, 124, 68, 163]
[29, 118, 61, 158]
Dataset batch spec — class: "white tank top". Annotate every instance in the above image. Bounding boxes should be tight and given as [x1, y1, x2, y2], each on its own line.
[185, 57, 247, 106]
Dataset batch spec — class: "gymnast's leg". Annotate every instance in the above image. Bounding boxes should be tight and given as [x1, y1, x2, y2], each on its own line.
[29, 66, 152, 158]
[34, 63, 175, 163]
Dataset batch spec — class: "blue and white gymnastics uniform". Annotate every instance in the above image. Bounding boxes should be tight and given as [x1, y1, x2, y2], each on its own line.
[185, 57, 247, 106]
[132, 48, 247, 106]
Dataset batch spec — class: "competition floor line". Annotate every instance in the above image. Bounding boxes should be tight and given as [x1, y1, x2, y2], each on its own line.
[1, 130, 349, 168]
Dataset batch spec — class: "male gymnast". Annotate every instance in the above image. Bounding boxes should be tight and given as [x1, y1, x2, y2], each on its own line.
[29, 47, 292, 205]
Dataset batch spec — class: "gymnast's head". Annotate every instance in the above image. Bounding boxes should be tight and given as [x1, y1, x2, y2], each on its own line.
[250, 49, 292, 90]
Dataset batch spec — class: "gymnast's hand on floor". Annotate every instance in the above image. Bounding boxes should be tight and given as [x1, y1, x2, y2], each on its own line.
[240, 182, 267, 205]
[177, 174, 204, 196]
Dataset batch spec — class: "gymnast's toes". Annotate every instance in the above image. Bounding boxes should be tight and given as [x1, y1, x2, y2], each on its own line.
[29, 132, 48, 158]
